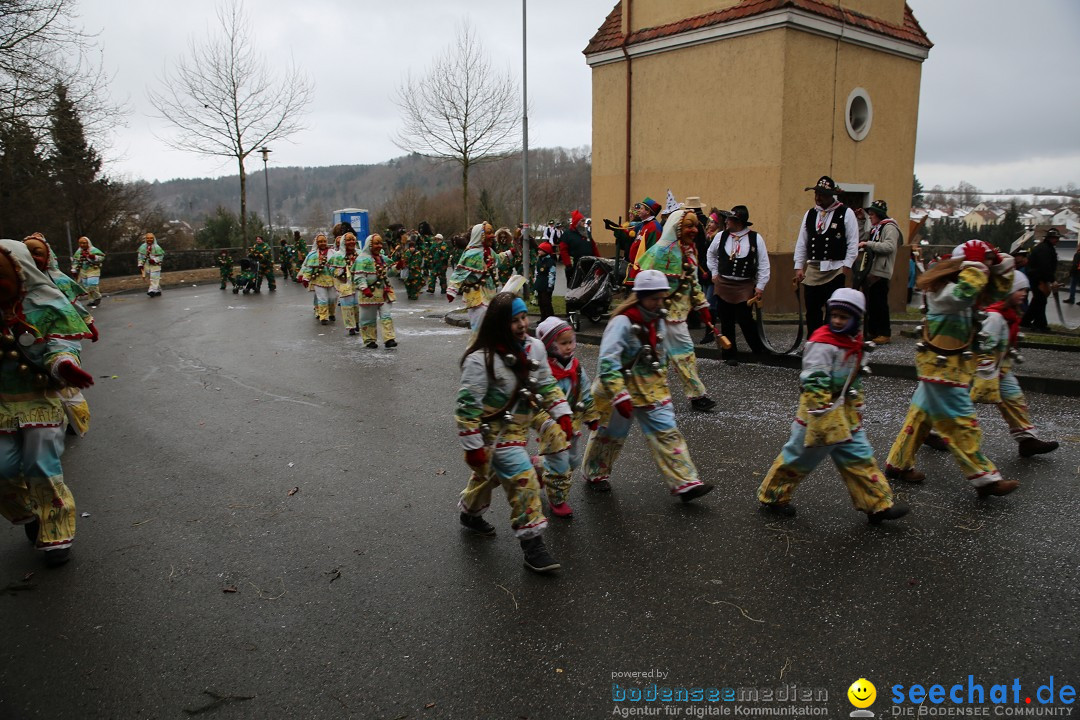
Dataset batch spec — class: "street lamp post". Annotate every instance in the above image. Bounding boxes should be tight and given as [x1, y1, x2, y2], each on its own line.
[521, 0, 530, 286]
[259, 147, 273, 242]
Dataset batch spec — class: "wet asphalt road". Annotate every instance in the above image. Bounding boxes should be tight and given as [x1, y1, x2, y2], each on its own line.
[2, 280, 1078, 720]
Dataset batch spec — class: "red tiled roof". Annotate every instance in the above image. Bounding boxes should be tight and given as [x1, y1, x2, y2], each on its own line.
[584, 1, 932, 56]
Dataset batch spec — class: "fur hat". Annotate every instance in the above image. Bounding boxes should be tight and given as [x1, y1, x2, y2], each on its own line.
[826, 287, 866, 318]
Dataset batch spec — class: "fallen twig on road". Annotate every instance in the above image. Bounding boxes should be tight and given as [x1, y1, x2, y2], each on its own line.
[495, 583, 518, 610]
[248, 578, 286, 600]
[779, 657, 792, 681]
[697, 597, 765, 623]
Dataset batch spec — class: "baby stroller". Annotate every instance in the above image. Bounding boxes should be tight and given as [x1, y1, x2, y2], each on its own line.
[565, 256, 621, 331]
[232, 258, 259, 294]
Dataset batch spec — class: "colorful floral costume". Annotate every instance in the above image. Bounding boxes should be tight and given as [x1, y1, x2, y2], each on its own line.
[71, 240, 105, 304]
[637, 209, 711, 401]
[248, 240, 276, 291]
[216, 251, 234, 289]
[456, 336, 570, 537]
[425, 235, 451, 294]
[330, 244, 360, 334]
[137, 237, 165, 295]
[581, 304, 705, 495]
[299, 245, 337, 322]
[757, 325, 896, 514]
[447, 223, 516, 331]
[885, 253, 1014, 487]
[354, 236, 396, 346]
[0, 240, 93, 557]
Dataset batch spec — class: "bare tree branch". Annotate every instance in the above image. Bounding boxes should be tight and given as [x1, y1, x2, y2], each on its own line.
[392, 20, 520, 224]
[148, 0, 313, 246]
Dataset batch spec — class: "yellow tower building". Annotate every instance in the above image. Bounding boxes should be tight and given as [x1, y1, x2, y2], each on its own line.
[585, 0, 931, 310]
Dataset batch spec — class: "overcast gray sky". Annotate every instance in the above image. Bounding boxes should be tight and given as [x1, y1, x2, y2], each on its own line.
[80, 0, 1079, 192]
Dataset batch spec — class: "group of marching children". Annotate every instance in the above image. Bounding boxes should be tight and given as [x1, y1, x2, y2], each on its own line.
[2, 234, 100, 567]
[453, 204, 1061, 575]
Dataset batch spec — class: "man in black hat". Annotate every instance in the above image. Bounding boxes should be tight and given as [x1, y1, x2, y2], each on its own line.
[857, 199, 902, 343]
[705, 205, 770, 364]
[1021, 228, 1060, 332]
[793, 176, 860, 334]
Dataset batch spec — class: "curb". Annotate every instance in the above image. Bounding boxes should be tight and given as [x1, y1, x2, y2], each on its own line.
[444, 310, 1080, 398]
[898, 328, 1080, 353]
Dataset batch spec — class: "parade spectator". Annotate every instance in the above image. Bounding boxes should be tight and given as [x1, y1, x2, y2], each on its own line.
[1020, 228, 1059, 332]
[857, 200, 901, 344]
[706, 205, 769, 365]
[533, 242, 558, 321]
[559, 210, 598, 286]
[794, 176, 859, 334]
[1064, 245, 1080, 304]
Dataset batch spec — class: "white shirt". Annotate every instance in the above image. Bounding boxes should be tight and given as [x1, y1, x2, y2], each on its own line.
[706, 229, 771, 291]
[793, 205, 859, 272]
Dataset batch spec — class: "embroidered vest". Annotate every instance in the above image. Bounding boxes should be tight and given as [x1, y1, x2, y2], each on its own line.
[716, 230, 759, 280]
[804, 204, 848, 262]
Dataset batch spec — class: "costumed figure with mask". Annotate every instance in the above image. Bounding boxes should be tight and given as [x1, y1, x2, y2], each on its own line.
[637, 209, 718, 412]
[623, 197, 663, 288]
[757, 288, 907, 523]
[425, 233, 451, 295]
[401, 233, 426, 300]
[0, 240, 95, 566]
[580, 269, 714, 501]
[884, 240, 1019, 498]
[299, 233, 337, 324]
[330, 232, 361, 335]
[447, 221, 517, 332]
[71, 236, 105, 306]
[22, 234, 98, 346]
[137, 233, 165, 296]
[216, 248, 234, 290]
[455, 292, 573, 573]
[355, 233, 398, 348]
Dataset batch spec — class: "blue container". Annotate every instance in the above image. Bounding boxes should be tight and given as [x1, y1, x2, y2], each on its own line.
[333, 208, 370, 245]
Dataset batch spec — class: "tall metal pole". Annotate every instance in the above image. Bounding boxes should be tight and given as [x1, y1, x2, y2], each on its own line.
[521, 0, 530, 288]
[259, 147, 273, 241]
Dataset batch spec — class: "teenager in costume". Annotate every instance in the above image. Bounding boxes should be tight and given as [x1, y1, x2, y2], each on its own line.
[331, 233, 361, 335]
[71, 236, 105, 307]
[447, 221, 517, 332]
[884, 240, 1019, 498]
[0, 240, 95, 566]
[137, 233, 165, 296]
[401, 233, 426, 300]
[637, 209, 718, 412]
[455, 292, 573, 573]
[216, 248, 234, 290]
[756, 289, 907, 523]
[969, 270, 1059, 457]
[531, 317, 599, 518]
[580, 269, 714, 501]
[355, 233, 397, 348]
[299, 233, 337, 324]
[425, 233, 450, 295]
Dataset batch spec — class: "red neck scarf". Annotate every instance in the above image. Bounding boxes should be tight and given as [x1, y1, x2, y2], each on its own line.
[985, 302, 1020, 347]
[808, 325, 863, 362]
[621, 305, 658, 350]
[548, 356, 580, 396]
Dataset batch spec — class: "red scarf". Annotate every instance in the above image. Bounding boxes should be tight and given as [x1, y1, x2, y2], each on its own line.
[621, 305, 658, 350]
[808, 325, 863, 363]
[985, 302, 1020, 347]
[548, 356, 580, 398]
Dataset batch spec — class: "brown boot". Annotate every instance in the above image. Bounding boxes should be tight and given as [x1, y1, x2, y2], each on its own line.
[1018, 438, 1059, 458]
[885, 466, 925, 484]
[976, 479, 1020, 498]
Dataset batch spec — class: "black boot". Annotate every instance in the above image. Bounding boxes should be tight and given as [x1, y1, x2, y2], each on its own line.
[679, 483, 715, 503]
[24, 519, 39, 545]
[700, 329, 715, 344]
[459, 512, 496, 536]
[690, 396, 717, 412]
[759, 502, 796, 518]
[1018, 437, 1059, 457]
[868, 503, 910, 525]
[44, 547, 71, 567]
[520, 536, 560, 573]
[385, 339, 397, 348]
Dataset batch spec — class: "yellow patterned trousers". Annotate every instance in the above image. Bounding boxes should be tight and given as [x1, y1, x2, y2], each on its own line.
[0, 427, 76, 551]
[458, 420, 547, 538]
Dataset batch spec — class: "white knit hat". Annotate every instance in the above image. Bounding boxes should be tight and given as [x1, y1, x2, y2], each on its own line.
[536, 316, 572, 347]
[633, 269, 670, 293]
[826, 287, 866, 318]
[1011, 271, 1030, 294]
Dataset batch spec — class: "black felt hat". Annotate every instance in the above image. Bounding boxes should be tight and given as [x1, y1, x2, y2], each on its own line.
[805, 175, 841, 193]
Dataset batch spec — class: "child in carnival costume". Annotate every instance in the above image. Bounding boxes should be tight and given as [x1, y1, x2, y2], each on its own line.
[969, 270, 1059, 457]
[580, 269, 714, 502]
[885, 240, 1020, 498]
[137, 233, 165, 296]
[71, 236, 105, 307]
[757, 288, 908, 523]
[455, 292, 575, 573]
[354, 233, 398, 348]
[299, 233, 337, 324]
[401, 233, 426, 300]
[425, 233, 451, 295]
[0, 240, 95, 566]
[216, 248, 234, 290]
[447, 221, 517, 332]
[330, 233, 361, 336]
[636, 209, 718, 412]
[531, 316, 600, 518]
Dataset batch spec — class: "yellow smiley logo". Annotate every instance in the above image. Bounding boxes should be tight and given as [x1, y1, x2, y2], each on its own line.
[848, 678, 876, 708]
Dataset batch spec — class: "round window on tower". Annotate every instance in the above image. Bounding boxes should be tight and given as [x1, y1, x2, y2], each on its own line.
[845, 88, 873, 142]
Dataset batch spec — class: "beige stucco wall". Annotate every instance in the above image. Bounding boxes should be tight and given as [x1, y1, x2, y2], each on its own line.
[627, 0, 907, 37]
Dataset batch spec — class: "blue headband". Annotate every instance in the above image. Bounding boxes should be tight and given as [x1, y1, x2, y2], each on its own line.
[511, 297, 528, 317]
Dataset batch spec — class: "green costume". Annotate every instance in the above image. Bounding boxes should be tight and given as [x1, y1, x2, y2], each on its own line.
[217, 251, 234, 289]
[278, 242, 296, 281]
[494, 231, 515, 286]
[292, 236, 307, 280]
[248, 240, 276, 291]
[425, 235, 451, 294]
[402, 245, 425, 300]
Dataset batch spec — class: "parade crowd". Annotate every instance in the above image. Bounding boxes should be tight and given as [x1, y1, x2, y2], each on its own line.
[0, 174, 1069, 572]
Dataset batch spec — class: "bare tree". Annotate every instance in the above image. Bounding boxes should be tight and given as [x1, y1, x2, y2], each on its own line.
[392, 21, 520, 225]
[148, 0, 312, 247]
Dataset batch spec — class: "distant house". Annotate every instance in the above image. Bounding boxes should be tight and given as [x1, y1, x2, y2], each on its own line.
[1051, 207, 1078, 227]
[963, 209, 998, 230]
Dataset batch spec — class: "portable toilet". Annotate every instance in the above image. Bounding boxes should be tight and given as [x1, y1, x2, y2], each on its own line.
[332, 208, 370, 245]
